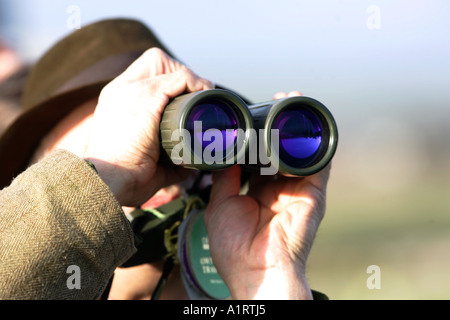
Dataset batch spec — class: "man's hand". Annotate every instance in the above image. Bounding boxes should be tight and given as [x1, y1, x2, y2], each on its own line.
[204, 91, 330, 300]
[83, 48, 213, 207]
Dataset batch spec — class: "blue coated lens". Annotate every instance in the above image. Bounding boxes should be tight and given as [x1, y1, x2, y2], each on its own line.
[272, 108, 324, 168]
[186, 101, 238, 156]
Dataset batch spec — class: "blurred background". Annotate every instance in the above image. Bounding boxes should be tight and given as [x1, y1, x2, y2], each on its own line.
[1, 0, 449, 299]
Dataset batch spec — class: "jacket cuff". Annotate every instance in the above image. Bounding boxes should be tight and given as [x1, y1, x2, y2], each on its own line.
[1, 149, 136, 299]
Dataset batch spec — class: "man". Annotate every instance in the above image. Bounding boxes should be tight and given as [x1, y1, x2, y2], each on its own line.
[0, 19, 330, 300]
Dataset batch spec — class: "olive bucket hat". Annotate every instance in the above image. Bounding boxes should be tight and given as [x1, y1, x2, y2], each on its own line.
[0, 18, 174, 189]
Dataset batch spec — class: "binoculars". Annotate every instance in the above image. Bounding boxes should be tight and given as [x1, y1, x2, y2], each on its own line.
[160, 89, 338, 176]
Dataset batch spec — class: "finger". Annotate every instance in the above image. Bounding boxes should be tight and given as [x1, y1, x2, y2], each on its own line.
[119, 48, 186, 81]
[302, 162, 331, 194]
[208, 165, 242, 210]
[204, 165, 243, 229]
[130, 68, 213, 118]
[287, 90, 303, 97]
[158, 68, 214, 98]
[273, 92, 288, 100]
[273, 91, 303, 100]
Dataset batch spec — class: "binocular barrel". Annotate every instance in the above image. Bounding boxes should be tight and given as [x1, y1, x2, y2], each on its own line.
[247, 96, 338, 176]
[160, 89, 338, 176]
[160, 89, 253, 171]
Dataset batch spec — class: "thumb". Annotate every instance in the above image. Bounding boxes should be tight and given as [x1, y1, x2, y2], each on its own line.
[204, 165, 242, 223]
[209, 165, 242, 205]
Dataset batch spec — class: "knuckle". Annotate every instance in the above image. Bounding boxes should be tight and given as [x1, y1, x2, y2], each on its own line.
[176, 67, 194, 78]
[99, 82, 114, 99]
[143, 47, 166, 60]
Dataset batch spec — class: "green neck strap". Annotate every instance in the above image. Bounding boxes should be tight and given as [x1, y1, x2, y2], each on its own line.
[122, 197, 188, 267]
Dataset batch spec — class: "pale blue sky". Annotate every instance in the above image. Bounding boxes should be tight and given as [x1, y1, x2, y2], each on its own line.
[2, 0, 449, 107]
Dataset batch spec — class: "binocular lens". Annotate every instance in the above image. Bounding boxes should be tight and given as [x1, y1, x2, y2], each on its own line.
[186, 101, 239, 155]
[160, 89, 252, 170]
[273, 108, 324, 168]
[255, 96, 337, 176]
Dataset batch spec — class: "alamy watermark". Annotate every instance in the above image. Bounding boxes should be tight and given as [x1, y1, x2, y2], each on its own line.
[169, 121, 280, 175]
[67, 265, 81, 290]
[366, 265, 381, 290]
[66, 5, 81, 30]
[366, 5, 381, 30]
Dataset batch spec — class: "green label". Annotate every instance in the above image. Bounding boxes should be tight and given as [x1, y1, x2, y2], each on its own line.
[187, 209, 230, 299]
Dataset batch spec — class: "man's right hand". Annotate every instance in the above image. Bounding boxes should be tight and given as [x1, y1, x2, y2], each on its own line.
[83, 48, 213, 207]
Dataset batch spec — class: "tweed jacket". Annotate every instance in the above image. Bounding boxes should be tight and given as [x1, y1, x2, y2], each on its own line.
[0, 149, 136, 299]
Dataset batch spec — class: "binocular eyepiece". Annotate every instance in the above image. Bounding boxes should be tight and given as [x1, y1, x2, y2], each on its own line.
[160, 89, 338, 176]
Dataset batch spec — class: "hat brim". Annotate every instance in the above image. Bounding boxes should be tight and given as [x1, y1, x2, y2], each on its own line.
[0, 19, 180, 189]
[0, 81, 109, 189]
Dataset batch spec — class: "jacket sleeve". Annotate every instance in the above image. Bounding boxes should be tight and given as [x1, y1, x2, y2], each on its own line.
[0, 149, 136, 299]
